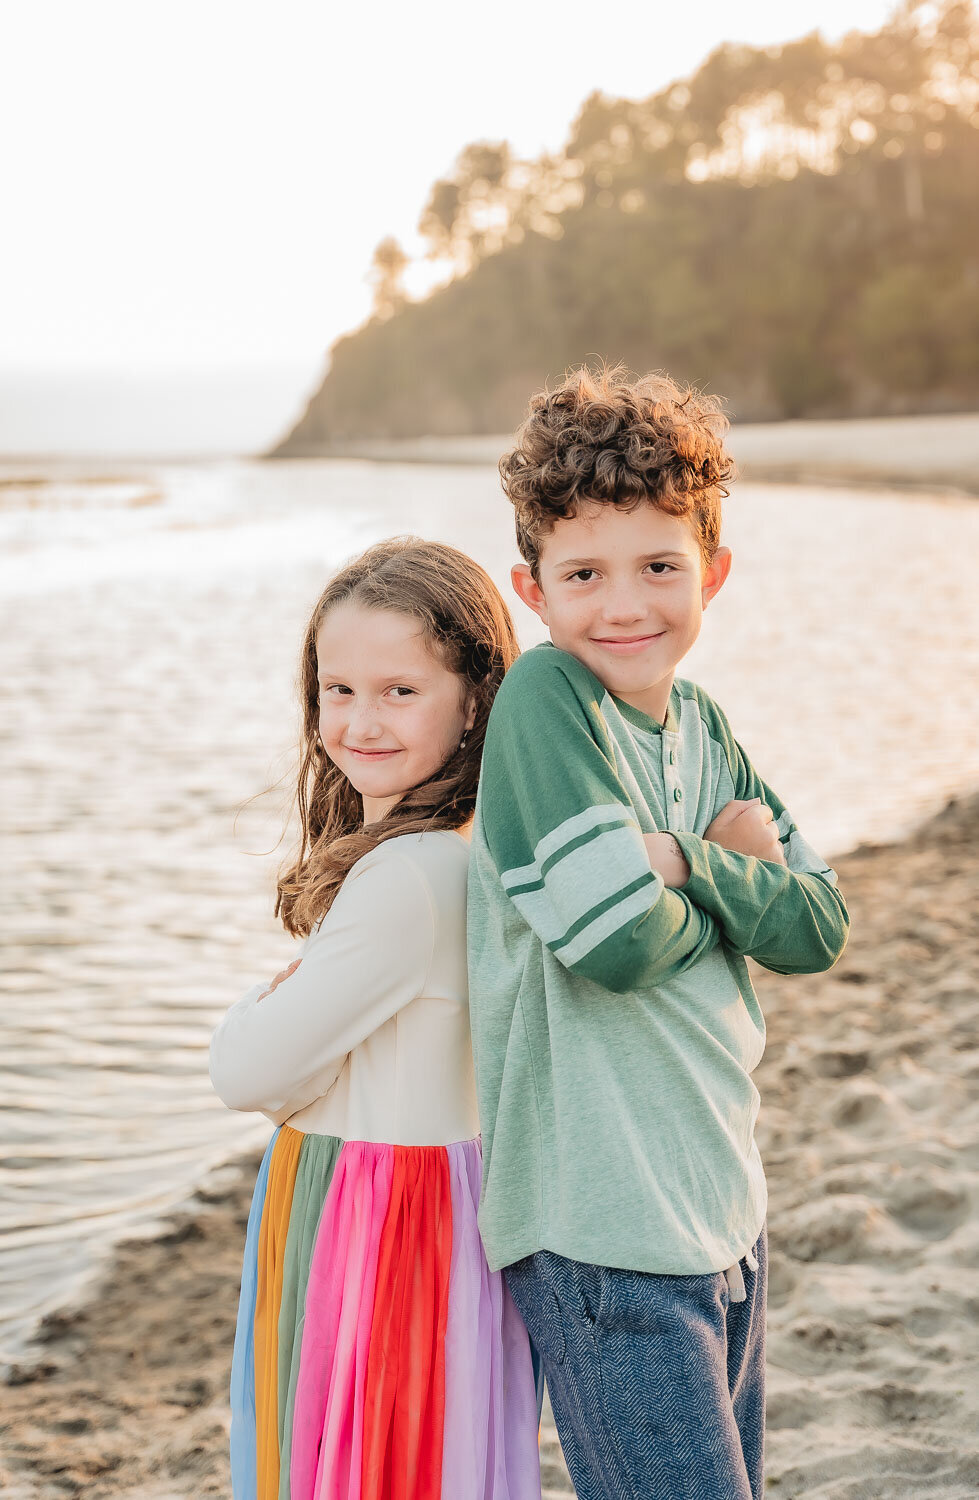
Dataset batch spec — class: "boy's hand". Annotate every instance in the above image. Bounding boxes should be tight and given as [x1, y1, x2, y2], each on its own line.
[257, 958, 301, 1002]
[703, 799, 787, 866]
[642, 832, 691, 888]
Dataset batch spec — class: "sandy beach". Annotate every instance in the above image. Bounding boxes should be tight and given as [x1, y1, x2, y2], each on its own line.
[283, 411, 979, 498]
[2, 792, 976, 1499]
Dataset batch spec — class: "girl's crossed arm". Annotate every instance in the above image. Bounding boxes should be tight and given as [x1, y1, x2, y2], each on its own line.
[209, 845, 434, 1125]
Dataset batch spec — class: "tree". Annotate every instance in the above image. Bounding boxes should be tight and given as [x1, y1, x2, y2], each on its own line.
[368, 237, 408, 320]
[276, 0, 979, 449]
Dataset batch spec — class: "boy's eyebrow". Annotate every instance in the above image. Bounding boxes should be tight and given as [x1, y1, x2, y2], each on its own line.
[554, 550, 690, 568]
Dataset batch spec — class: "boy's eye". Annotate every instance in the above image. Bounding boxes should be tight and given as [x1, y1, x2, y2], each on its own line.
[646, 563, 675, 576]
[567, 569, 596, 583]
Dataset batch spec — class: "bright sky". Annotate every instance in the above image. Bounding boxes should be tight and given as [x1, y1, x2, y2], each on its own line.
[1, 0, 902, 378]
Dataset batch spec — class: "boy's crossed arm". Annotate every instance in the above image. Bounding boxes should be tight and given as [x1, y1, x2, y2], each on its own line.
[480, 654, 724, 994]
[646, 771, 849, 977]
[481, 651, 847, 989]
[645, 797, 785, 883]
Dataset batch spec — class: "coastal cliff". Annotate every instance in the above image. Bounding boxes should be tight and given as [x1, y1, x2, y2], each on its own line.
[273, 7, 979, 453]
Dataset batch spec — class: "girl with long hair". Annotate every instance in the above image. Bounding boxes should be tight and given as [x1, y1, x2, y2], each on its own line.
[210, 537, 541, 1500]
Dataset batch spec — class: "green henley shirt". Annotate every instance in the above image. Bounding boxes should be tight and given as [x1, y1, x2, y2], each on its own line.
[467, 643, 849, 1276]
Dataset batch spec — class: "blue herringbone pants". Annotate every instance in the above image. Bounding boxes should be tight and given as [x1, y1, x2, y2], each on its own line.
[504, 1228, 766, 1500]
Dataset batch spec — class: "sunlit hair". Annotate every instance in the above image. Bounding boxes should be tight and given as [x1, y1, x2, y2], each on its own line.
[500, 364, 734, 578]
[276, 536, 519, 937]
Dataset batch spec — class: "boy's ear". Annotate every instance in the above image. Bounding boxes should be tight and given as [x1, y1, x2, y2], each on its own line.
[701, 546, 732, 608]
[511, 563, 548, 625]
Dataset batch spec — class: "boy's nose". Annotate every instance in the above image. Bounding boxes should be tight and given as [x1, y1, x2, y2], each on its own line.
[601, 590, 646, 624]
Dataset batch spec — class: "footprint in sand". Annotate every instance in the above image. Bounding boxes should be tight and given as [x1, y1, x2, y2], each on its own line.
[811, 1046, 870, 1079]
[780, 1193, 912, 1264]
[829, 1078, 904, 1133]
[884, 1171, 970, 1240]
[854, 1382, 954, 1427]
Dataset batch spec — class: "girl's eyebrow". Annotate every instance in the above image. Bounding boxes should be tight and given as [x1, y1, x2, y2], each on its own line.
[317, 668, 431, 684]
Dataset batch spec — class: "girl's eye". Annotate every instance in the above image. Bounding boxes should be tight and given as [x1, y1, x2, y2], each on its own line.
[390, 686, 416, 698]
[321, 684, 352, 696]
[568, 569, 596, 583]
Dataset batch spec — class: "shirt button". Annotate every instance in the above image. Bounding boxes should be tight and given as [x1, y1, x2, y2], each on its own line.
[669, 749, 677, 764]
[674, 787, 683, 802]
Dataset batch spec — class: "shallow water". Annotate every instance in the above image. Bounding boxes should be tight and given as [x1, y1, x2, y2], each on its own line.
[1, 457, 978, 1364]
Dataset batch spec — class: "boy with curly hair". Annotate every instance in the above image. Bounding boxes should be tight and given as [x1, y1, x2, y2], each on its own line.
[467, 366, 849, 1500]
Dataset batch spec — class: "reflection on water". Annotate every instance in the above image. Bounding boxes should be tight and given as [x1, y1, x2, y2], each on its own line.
[1, 458, 978, 1364]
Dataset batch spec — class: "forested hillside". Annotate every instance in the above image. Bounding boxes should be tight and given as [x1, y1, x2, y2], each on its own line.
[277, 2, 979, 449]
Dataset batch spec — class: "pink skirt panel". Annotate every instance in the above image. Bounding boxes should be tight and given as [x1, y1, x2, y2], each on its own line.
[284, 1137, 540, 1500]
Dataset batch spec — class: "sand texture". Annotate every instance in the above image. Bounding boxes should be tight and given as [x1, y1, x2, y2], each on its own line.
[1, 796, 977, 1500]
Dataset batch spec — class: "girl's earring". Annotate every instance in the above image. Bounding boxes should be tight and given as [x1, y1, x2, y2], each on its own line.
[459, 735, 468, 750]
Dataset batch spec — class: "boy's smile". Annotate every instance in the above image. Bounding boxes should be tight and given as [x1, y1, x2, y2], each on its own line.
[590, 630, 666, 655]
[512, 500, 731, 725]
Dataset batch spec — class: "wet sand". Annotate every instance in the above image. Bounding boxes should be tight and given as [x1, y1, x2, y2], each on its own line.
[2, 796, 977, 1500]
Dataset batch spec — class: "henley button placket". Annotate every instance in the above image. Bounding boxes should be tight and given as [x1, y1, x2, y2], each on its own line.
[663, 733, 683, 829]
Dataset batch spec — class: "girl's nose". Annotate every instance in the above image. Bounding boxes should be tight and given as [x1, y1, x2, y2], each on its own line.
[348, 702, 384, 738]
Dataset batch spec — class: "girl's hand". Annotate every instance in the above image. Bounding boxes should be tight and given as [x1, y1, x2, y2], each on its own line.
[257, 958, 301, 1002]
[703, 799, 787, 866]
[642, 831, 691, 888]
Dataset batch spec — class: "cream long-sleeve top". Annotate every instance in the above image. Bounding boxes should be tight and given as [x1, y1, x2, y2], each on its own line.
[208, 830, 479, 1147]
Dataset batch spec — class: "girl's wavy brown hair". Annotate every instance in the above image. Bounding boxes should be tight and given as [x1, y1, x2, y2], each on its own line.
[276, 537, 519, 937]
[500, 364, 734, 577]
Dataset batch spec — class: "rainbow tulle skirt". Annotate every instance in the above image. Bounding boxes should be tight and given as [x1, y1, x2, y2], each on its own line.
[230, 1126, 542, 1500]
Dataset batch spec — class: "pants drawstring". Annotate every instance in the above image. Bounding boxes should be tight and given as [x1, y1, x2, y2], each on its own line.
[724, 1244, 758, 1303]
[724, 1262, 746, 1302]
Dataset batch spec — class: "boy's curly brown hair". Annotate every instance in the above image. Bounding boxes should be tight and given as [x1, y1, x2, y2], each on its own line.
[499, 365, 734, 578]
